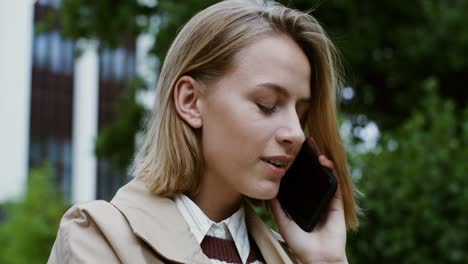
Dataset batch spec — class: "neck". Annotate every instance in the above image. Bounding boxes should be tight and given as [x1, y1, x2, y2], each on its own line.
[190, 174, 243, 222]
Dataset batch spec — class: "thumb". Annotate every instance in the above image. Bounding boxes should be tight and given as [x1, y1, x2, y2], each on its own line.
[271, 198, 295, 233]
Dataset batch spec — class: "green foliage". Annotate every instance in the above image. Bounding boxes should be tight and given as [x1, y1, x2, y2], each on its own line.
[57, 0, 158, 48]
[153, 0, 218, 60]
[155, 0, 468, 130]
[347, 80, 468, 263]
[303, 0, 468, 130]
[155, 0, 468, 143]
[0, 165, 69, 264]
[94, 77, 147, 171]
[255, 203, 278, 232]
[52, 0, 468, 167]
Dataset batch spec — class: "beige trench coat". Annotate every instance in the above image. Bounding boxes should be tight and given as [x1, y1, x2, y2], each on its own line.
[48, 177, 298, 263]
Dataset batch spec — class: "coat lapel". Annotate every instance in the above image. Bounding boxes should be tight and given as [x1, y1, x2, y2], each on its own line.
[111, 177, 211, 264]
[245, 203, 294, 264]
[111, 177, 294, 264]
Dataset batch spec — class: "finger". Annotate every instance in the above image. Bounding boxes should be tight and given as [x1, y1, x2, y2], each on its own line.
[318, 155, 335, 172]
[270, 198, 295, 232]
[328, 186, 344, 211]
[318, 155, 343, 200]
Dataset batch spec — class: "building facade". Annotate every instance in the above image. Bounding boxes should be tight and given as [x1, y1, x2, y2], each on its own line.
[0, 0, 153, 204]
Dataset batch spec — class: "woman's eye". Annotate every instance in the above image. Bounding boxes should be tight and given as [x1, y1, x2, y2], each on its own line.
[256, 103, 277, 114]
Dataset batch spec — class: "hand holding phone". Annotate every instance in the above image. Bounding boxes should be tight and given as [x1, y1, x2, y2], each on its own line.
[277, 137, 338, 232]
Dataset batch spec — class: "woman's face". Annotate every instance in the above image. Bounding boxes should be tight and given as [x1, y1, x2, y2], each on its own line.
[198, 34, 311, 200]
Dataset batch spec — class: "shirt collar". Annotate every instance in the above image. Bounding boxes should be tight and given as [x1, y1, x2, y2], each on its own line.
[175, 194, 250, 264]
[111, 177, 294, 264]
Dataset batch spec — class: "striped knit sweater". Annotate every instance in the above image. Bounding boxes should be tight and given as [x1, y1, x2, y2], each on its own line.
[175, 195, 265, 264]
[201, 234, 265, 264]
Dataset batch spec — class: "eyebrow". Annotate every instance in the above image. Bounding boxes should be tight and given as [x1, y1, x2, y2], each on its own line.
[256, 82, 310, 103]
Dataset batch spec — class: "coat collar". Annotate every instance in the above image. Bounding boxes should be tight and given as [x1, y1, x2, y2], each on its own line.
[111, 177, 293, 264]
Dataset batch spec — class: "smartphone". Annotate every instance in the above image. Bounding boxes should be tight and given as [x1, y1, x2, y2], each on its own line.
[277, 137, 338, 232]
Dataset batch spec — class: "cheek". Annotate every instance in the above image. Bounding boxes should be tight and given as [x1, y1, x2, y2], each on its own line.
[201, 109, 282, 199]
[203, 101, 263, 151]
[201, 108, 269, 185]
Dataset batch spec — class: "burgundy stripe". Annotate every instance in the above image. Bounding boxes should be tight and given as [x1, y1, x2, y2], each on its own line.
[247, 235, 265, 263]
[201, 236, 242, 263]
[200, 235, 265, 263]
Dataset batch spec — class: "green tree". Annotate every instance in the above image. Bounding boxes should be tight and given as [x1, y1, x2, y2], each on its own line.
[0, 165, 69, 264]
[55, 0, 468, 130]
[94, 77, 147, 171]
[306, 0, 468, 130]
[347, 80, 468, 263]
[50, 0, 468, 168]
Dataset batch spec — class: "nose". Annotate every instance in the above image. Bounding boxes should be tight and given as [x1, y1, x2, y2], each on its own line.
[275, 109, 305, 149]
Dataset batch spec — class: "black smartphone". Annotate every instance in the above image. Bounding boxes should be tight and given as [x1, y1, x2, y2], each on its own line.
[277, 137, 338, 232]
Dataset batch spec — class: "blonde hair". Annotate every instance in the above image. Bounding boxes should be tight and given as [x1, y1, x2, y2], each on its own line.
[130, 0, 360, 229]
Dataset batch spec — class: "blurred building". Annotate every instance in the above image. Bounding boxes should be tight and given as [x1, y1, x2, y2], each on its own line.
[0, 0, 151, 203]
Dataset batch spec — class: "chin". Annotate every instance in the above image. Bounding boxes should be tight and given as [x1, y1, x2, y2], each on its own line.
[245, 180, 280, 200]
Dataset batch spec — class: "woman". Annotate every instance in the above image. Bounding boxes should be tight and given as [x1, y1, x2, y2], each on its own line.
[48, 0, 359, 263]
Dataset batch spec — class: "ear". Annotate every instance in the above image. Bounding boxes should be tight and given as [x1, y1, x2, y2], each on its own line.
[173, 75, 203, 129]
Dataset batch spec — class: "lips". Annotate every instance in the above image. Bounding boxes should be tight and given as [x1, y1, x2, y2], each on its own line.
[260, 155, 294, 177]
[260, 155, 293, 168]
[261, 160, 287, 177]
[262, 159, 287, 168]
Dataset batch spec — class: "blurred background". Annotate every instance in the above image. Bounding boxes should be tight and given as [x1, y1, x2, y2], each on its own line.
[0, 0, 467, 263]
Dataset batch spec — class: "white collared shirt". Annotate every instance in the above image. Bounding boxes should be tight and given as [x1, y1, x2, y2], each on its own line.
[175, 194, 251, 264]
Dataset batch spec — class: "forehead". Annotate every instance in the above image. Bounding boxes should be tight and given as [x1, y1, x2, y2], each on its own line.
[222, 34, 311, 99]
